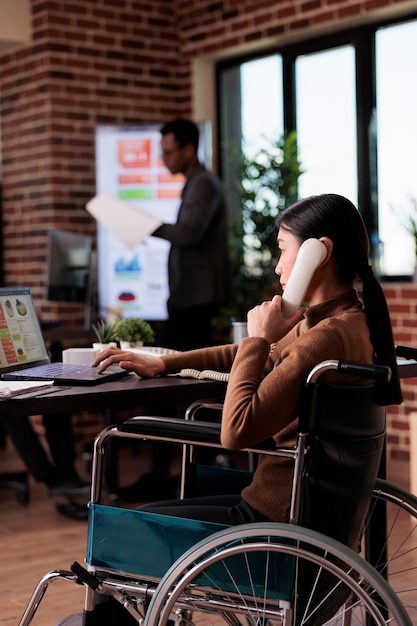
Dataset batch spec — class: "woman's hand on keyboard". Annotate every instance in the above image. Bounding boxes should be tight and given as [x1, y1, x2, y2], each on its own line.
[91, 346, 166, 378]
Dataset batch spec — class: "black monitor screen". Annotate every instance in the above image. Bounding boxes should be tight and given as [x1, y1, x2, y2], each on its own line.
[47, 229, 92, 303]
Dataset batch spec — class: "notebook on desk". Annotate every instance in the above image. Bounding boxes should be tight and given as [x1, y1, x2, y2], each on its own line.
[0, 287, 128, 386]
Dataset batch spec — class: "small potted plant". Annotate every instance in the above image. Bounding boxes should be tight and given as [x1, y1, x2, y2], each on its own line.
[91, 319, 117, 352]
[113, 317, 155, 349]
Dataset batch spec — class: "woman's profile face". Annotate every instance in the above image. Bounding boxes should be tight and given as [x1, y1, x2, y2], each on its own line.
[275, 228, 301, 292]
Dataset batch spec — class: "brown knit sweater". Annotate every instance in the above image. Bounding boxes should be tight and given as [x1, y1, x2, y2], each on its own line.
[162, 288, 374, 522]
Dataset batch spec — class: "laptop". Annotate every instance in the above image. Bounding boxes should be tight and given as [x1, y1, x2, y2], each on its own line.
[0, 287, 128, 386]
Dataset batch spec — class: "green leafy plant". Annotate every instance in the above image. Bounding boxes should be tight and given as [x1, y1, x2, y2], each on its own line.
[92, 319, 116, 343]
[400, 196, 417, 259]
[113, 317, 155, 346]
[216, 131, 303, 329]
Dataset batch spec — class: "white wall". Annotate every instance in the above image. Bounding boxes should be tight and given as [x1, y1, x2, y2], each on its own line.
[0, 0, 31, 181]
[0, 0, 31, 51]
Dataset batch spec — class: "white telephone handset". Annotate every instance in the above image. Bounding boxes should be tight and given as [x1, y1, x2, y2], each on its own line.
[281, 238, 327, 318]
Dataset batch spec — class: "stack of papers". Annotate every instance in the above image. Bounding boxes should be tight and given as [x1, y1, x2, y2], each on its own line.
[86, 194, 162, 248]
[0, 380, 54, 399]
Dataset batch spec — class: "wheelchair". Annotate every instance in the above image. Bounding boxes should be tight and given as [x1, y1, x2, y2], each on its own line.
[18, 359, 417, 625]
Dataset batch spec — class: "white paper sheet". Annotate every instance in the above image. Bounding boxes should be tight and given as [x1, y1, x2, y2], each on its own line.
[86, 193, 162, 249]
[0, 380, 54, 399]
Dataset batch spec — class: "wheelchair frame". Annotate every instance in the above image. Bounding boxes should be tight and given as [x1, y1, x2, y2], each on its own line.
[18, 359, 417, 626]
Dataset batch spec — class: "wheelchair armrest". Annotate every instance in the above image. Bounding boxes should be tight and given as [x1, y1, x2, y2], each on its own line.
[118, 415, 277, 452]
[307, 359, 391, 384]
[337, 360, 391, 382]
[185, 400, 224, 420]
[119, 415, 222, 445]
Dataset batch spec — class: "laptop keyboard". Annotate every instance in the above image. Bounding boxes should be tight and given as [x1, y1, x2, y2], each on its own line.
[17, 362, 92, 376]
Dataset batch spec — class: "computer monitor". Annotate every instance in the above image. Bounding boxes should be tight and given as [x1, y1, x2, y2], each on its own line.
[47, 229, 93, 325]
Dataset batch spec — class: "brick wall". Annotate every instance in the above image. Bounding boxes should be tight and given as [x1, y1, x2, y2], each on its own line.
[1, 0, 416, 459]
[1, 0, 412, 318]
[0, 0, 186, 323]
[383, 283, 417, 460]
[176, 0, 413, 57]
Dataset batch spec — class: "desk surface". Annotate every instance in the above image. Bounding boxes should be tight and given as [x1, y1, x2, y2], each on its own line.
[3, 360, 416, 418]
[398, 359, 417, 379]
[1, 374, 227, 418]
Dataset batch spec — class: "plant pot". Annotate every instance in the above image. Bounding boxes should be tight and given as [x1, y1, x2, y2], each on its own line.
[120, 341, 144, 350]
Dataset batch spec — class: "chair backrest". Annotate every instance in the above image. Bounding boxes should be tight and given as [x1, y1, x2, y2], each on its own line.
[297, 381, 386, 552]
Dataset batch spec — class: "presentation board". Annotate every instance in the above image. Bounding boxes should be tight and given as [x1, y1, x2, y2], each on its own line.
[94, 123, 211, 321]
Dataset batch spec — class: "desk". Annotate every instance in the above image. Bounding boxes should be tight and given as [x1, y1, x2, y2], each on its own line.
[398, 359, 417, 379]
[398, 359, 417, 498]
[365, 359, 417, 575]
[3, 361, 416, 495]
[2, 374, 227, 493]
[3, 359, 416, 428]
[1, 374, 226, 418]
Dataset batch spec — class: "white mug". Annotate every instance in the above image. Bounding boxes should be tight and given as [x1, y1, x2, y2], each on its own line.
[232, 322, 248, 343]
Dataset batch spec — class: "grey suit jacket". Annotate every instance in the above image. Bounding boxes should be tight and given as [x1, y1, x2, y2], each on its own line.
[152, 164, 230, 308]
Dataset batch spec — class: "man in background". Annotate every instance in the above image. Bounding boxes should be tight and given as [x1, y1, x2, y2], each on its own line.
[118, 119, 230, 501]
[2, 413, 89, 519]
[151, 118, 229, 350]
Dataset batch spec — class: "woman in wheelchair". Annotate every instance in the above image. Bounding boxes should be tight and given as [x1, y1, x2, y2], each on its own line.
[93, 192, 402, 529]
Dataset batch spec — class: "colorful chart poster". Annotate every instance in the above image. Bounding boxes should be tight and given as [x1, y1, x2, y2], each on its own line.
[93, 124, 211, 321]
[94, 126, 174, 320]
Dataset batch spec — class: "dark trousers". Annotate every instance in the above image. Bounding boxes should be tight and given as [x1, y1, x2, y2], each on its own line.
[157, 302, 217, 351]
[1, 413, 77, 484]
[138, 494, 271, 525]
[152, 302, 219, 474]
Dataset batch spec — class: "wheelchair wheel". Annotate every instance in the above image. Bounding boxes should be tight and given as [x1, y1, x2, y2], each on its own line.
[144, 522, 410, 626]
[364, 478, 417, 623]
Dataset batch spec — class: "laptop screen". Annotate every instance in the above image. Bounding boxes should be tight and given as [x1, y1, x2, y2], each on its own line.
[0, 287, 50, 374]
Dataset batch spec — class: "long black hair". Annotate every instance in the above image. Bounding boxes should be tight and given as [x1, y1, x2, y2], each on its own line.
[276, 193, 402, 405]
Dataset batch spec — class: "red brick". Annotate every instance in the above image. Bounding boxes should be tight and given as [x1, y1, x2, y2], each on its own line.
[0, 0, 416, 452]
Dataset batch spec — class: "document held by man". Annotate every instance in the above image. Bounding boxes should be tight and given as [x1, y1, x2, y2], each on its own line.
[86, 194, 162, 249]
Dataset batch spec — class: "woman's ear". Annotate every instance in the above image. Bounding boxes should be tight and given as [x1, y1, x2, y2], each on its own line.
[318, 237, 333, 266]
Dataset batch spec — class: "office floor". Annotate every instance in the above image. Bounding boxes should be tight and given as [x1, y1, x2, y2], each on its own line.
[0, 445, 86, 625]
[0, 435, 165, 626]
[0, 436, 413, 626]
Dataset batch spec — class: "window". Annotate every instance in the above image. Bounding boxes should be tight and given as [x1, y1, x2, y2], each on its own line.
[241, 55, 283, 155]
[296, 46, 357, 204]
[376, 20, 417, 276]
[218, 13, 417, 279]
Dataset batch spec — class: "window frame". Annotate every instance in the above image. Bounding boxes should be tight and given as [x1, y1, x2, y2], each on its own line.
[216, 10, 417, 279]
